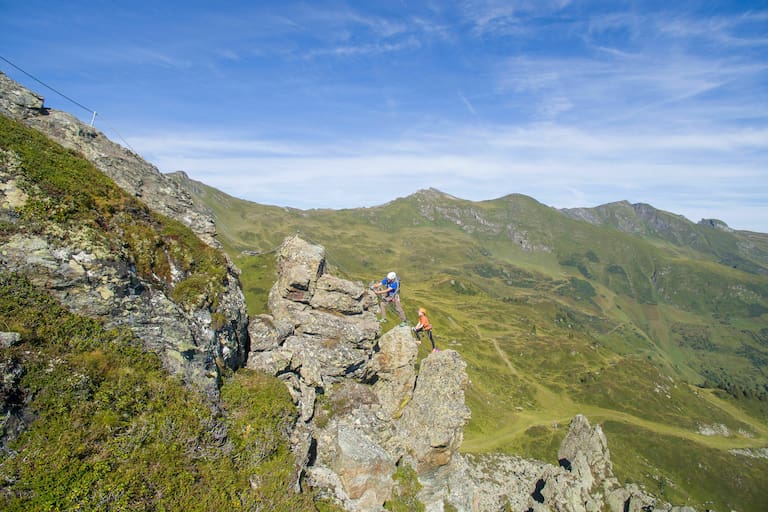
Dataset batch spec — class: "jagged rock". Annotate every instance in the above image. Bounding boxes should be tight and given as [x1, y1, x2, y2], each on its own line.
[310, 274, 375, 314]
[371, 326, 418, 419]
[527, 415, 666, 512]
[274, 234, 326, 303]
[244, 348, 292, 375]
[253, 236, 478, 509]
[398, 349, 471, 473]
[526, 415, 611, 512]
[0, 73, 44, 117]
[248, 314, 293, 351]
[293, 307, 380, 346]
[251, 235, 381, 387]
[418, 452, 548, 512]
[0, 72, 250, 401]
[331, 426, 395, 511]
[304, 467, 356, 511]
[605, 484, 656, 512]
[558, 414, 613, 489]
[414, 414, 681, 512]
[269, 290, 381, 345]
[0, 348, 27, 449]
[283, 334, 370, 382]
[531, 464, 602, 512]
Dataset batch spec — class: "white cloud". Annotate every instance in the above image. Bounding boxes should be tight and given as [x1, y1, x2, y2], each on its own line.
[457, 91, 477, 115]
[130, 120, 767, 231]
[304, 36, 421, 58]
[460, 0, 572, 34]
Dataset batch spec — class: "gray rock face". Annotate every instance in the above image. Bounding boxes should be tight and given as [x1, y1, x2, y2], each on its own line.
[557, 413, 613, 492]
[0, 73, 44, 118]
[416, 414, 692, 512]
[246, 236, 694, 512]
[1, 73, 696, 512]
[399, 350, 471, 473]
[0, 72, 249, 400]
[370, 326, 419, 419]
[247, 234, 382, 401]
[332, 426, 395, 509]
[247, 236, 472, 511]
[0, 72, 217, 247]
[0, 333, 27, 449]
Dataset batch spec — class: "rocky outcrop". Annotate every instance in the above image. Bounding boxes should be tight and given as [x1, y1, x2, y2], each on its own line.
[246, 235, 472, 510]
[0, 73, 248, 400]
[426, 414, 691, 512]
[246, 236, 696, 512]
[0, 72, 217, 247]
[0, 331, 26, 451]
[398, 350, 470, 473]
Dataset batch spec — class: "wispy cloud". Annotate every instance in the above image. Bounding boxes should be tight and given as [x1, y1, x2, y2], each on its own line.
[304, 36, 421, 58]
[130, 119, 768, 230]
[6, 1, 765, 232]
[654, 10, 768, 47]
[457, 91, 477, 115]
[460, 0, 573, 34]
[495, 49, 767, 127]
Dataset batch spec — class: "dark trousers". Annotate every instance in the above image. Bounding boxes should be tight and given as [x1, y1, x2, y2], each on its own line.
[414, 327, 434, 349]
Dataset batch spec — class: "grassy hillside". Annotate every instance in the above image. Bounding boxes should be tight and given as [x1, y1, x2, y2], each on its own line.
[184, 180, 768, 511]
[0, 116, 337, 511]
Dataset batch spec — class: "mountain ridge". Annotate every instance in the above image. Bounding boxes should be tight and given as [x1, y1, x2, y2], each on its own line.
[2, 70, 767, 510]
[175, 172, 768, 510]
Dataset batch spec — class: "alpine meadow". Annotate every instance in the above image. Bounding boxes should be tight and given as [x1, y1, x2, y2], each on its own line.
[2, 64, 768, 510]
[175, 176, 768, 511]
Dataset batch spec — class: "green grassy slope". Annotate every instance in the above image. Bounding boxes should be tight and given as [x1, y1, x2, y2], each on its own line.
[0, 116, 333, 511]
[186, 181, 768, 511]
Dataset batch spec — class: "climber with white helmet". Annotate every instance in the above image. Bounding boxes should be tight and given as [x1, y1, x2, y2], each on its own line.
[370, 271, 407, 326]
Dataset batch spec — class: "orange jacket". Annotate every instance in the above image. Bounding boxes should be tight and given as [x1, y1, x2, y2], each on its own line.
[416, 312, 432, 330]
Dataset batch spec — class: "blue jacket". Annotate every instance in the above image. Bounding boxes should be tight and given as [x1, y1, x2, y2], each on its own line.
[381, 277, 399, 297]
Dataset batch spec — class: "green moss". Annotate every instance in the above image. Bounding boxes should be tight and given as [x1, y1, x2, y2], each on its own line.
[383, 463, 424, 512]
[0, 115, 229, 312]
[443, 501, 459, 512]
[0, 272, 321, 511]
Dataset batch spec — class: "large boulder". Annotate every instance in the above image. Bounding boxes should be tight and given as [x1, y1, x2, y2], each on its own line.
[310, 274, 377, 314]
[331, 426, 395, 511]
[398, 349, 471, 473]
[247, 314, 294, 351]
[249, 236, 380, 385]
[371, 327, 419, 419]
[273, 234, 326, 303]
[558, 413, 613, 488]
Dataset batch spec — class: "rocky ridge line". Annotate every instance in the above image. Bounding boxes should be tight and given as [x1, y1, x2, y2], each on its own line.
[0, 72, 248, 400]
[245, 235, 695, 512]
[0, 71, 701, 511]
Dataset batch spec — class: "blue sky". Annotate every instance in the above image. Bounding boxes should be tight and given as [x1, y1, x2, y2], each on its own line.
[2, 1, 767, 232]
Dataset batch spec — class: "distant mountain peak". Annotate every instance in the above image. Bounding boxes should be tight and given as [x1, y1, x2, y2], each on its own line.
[698, 218, 733, 231]
[411, 188, 461, 201]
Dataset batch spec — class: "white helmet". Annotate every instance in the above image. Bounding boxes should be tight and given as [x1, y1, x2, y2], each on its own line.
[387, 271, 397, 281]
